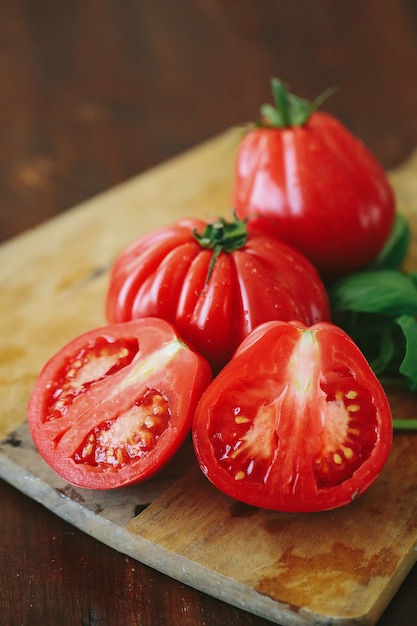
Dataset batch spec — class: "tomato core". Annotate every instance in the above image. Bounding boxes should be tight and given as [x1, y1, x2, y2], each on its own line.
[74, 388, 171, 467]
[315, 375, 378, 488]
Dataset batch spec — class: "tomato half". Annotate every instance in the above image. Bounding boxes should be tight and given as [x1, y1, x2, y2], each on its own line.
[105, 215, 330, 374]
[193, 320, 392, 512]
[28, 318, 212, 489]
[233, 80, 396, 281]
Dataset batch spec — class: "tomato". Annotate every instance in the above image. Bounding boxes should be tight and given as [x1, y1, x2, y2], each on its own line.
[105, 215, 330, 374]
[233, 79, 396, 281]
[192, 320, 392, 512]
[28, 318, 212, 489]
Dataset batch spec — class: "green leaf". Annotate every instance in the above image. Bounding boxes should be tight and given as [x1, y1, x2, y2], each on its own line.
[328, 254, 417, 391]
[333, 311, 404, 375]
[328, 269, 417, 317]
[369, 212, 411, 270]
[396, 315, 417, 391]
[368, 324, 398, 373]
[408, 271, 417, 290]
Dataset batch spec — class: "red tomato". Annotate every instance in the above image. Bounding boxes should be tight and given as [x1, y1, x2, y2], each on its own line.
[233, 80, 396, 281]
[193, 320, 392, 512]
[28, 318, 212, 489]
[105, 215, 330, 373]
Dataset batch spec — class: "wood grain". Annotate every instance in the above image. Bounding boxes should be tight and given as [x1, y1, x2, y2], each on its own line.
[1, 2, 417, 625]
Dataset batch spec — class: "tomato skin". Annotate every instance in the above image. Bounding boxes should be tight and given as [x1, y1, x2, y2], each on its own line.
[233, 112, 396, 280]
[28, 318, 212, 489]
[105, 218, 330, 373]
[193, 320, 392, 512]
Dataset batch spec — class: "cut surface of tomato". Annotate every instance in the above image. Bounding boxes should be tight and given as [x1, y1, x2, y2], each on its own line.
[193, 321, 392, 512]
[28, 318, 212, 489]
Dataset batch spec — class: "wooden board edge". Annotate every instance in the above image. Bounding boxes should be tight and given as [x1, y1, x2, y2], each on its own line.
[0, 450, 382, 626]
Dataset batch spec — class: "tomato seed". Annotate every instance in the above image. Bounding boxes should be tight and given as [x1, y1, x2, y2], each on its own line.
[348, 427, 360, 436]
[83, 442, 94, 457]
[74, 389, 171, 467]
[235, 416, 250, 424]
[347, 404, 360, 412]
[144, 415, 158, 428]
[343, 447, 354, 459]
[345, 390, 358, 399]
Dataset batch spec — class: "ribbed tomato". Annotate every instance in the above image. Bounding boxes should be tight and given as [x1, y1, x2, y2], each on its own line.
[233, 79, 396, 280]
[105, 215, 330, 373]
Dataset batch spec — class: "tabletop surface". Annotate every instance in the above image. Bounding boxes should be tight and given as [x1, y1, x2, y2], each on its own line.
[1, 2, 417, 625]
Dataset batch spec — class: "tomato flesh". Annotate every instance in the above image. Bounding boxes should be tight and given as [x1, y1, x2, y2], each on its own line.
[193, 321, 392, 512]
[28, 318, 212, 489]
[75, 389, 171, 467]
[314, 375, 377, 488]
[44, 336, 138, 422]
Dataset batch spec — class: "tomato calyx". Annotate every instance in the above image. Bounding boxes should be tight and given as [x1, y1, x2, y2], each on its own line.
[192, 213, 249, 284]
[259, 77, 335, 128]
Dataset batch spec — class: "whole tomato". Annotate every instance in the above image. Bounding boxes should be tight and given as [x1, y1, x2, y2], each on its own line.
[193, 320, 393, 512]
[105, 215, 330, 373]
[233, 79, 396, 281]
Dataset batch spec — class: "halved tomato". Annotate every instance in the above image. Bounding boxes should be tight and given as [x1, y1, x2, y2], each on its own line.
[28, 318, 212, 489]
[193, 320, 392, 512]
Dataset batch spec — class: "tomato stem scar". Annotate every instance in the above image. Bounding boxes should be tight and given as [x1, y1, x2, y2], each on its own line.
[193, 213, 249, 284]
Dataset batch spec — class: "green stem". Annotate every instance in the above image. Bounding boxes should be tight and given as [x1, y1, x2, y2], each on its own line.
[393, 419, 417, 431]
[193, 214, 249, 285]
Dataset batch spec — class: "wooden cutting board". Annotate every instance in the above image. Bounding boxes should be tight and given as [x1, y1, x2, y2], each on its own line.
[1, 129, 417, 626]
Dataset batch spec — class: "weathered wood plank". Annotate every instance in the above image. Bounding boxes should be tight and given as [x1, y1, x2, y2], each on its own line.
[0, 130, 416, 625]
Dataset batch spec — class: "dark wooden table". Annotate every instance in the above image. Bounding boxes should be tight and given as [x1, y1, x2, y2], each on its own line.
[1, 2, 417, 624]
